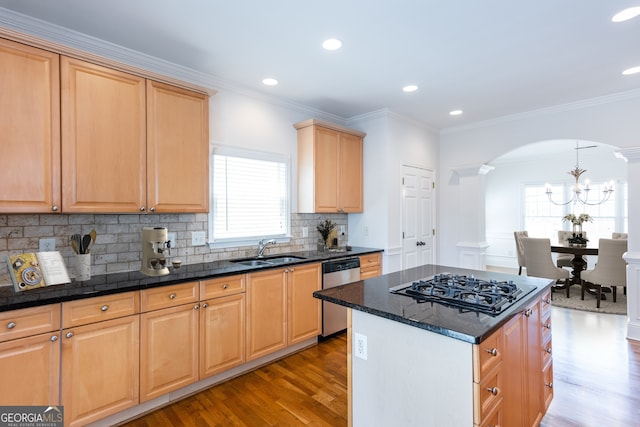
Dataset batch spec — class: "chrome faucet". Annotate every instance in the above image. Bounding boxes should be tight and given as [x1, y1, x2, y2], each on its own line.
[257, 239, 276, 258]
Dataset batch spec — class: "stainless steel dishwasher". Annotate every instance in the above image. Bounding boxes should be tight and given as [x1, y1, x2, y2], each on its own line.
[321, 257, 361, 338]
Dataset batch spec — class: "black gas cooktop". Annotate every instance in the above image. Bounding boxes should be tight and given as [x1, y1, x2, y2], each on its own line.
[389, 273, 537, 315]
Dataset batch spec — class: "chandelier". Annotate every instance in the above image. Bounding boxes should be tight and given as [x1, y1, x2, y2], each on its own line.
[545, 141, 614, 206]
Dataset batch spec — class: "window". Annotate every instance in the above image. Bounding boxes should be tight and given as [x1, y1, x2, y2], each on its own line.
[209, 147, 290, 247]
[524, 182, 627, 241]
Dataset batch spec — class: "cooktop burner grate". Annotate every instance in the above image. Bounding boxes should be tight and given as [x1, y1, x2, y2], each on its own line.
[389, 273, 536, 315]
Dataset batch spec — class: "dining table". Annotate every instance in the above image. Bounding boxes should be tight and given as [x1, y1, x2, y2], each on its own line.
[550, 242, 599, 296]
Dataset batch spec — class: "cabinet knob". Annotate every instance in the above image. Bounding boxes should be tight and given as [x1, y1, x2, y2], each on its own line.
[524, 308, 533, 317]
[65, 332, 74, 339]
[149, 207, 155, 212]
[140, 207, 146, 212]
[52, 205, 59, 212]
[485, 348, 498, 357]
[545, 347, 552, 354]
[6, 322, 16, 329]
[50, 335, 58, 342]
[193, 304, 199, 310]
[485, 386, 499, 396]
[101, 305, 109, 312]
[543, 298, 551, 305]
[169, 293, 176, 299]
[222, 284, 229, 289]
[290, 268, 294, 272]
[543, 323, 551, 330]
[545, 382, 553, 389]
[202, 303, 208, 308]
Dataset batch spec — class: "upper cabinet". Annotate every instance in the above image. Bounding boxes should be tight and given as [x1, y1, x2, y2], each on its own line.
[146, 81, 209, 213]
[61, 57, 147, 213]
[295, 119, 365, 213]
[0, 38, 61, 213]
[0, 37, 210, 214]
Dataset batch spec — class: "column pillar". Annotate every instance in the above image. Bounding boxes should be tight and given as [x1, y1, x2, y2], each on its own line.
[618, 148, 640, 341]
[452, 164, 494, 270]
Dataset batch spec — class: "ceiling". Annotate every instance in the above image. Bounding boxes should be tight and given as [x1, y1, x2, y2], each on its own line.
[0, 1, 639, 130]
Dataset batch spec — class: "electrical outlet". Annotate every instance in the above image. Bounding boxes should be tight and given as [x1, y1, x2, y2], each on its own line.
[168, 232, 177, 249]
[191, 231, 206, 246]
[302, 227, 308, 238]
[354, 333, 368, 360]
[39, 238, 56, 252]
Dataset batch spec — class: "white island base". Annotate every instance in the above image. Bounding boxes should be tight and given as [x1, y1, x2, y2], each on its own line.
[349, 309, 474, 427]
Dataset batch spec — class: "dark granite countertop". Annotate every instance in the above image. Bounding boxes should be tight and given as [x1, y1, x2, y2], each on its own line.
[313, 264, 553, 344]
[0, 247, 382, 312]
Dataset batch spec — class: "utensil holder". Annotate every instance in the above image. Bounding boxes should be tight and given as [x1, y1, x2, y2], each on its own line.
[75, 253, 91, 281]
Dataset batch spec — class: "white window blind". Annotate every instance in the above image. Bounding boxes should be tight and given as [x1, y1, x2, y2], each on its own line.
[211, 148, 290, 243]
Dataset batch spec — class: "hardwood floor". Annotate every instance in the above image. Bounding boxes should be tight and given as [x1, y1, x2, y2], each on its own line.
[121, 308, 640, 427]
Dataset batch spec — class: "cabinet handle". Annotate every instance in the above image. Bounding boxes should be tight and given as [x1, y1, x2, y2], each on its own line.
[202, 303, 208, 308]
[169, 293, 176, 299]
[150, 207, 155, 212]
[545, 347, 552, 354]
[485, 348, 498, 357]
[543, 323, 551, 330]
[101, 305, 109, 312]
[545, 382, 553, 389]
[65, 332, 74, 339]
[543, 298, 551, 305]
[290, 268, 294, 272]
[485, 386, 499, 396]
[50, 335, 58, 342]
[222, 284, 229, 289]
[524, 308, 533, 317]
[6, 322, 16, 329]
[52, 205, 59, 212]
[193, 304, 199, 310]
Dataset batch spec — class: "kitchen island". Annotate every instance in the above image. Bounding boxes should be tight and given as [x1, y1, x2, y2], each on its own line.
[314, 264, 554, 427]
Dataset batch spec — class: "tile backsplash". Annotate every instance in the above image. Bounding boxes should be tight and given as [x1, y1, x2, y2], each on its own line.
[0, 212, 347, 286]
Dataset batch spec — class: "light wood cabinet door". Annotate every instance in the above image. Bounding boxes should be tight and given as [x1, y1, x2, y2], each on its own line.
[61, 315, 139, 427]
[0, 332, 60, 405]
[524, 299, 544, 427]
[140, 303, 199, 402]
[313, 126, 340, 212]
[200, 293, 245, 378]
[61, 56, 146, 213]
[339, 131, 364, 212]
[146, 80, 209, 213]
[501, 313, 524, 427]
[287, 263, 321, 344]
[0, 39, 60, 213]
[246, 268, 287, 361]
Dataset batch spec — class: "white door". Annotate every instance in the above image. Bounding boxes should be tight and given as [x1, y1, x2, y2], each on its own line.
[402, 165, 435, 269]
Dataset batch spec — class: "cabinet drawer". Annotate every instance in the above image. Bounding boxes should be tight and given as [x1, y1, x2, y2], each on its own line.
[200, 274, 246, 299]
[475, 397, 502, 427]
[473, 327, 503, 383]
[473, 363, 503, 425]
[141, 282, 198, 312]
[62, 292, 139, 328]
[359, 252, 381, 269]
[0, 304, 60, 342]
[541, 310, 552, 343]
[541, 289, 552, 316]
[543, 360, 554, 410]
[542, 333, 553, 369]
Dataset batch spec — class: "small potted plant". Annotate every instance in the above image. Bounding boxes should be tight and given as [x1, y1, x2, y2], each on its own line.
[316, 219, 336, 252]
[562, 213, 592, 246]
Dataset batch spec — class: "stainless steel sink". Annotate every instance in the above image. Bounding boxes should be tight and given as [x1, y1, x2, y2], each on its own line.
[265, 256, 306, 264]
[232, 259, 274, 267]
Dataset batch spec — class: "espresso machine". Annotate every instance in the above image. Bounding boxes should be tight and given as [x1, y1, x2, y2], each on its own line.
[141, 226, 172, 276]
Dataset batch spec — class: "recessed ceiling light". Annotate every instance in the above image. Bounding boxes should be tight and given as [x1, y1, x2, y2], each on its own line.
[262, 77, 278, 86]
[449, 110, 463, 116]
[322, 38, 343, 50]
[622, 66, 640, 75]
[612, 7, 640, 22]
[402, 85, 418, 92]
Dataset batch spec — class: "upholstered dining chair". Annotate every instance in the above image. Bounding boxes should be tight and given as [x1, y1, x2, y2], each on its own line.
[612, 232, 628, 240]
[581, 238, 628, 308]
[513, 231, 528, 275]
[556, 230, 574, 269]
[522, 237, 571, 296]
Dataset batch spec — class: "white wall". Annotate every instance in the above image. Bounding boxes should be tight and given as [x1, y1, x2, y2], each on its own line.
[438, 92, 640, 267]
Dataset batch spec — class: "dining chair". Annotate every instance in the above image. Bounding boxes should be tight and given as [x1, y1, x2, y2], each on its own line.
[522, 237, 571, 296]
[612, 232, 628, 240]
[513, 231, 528, 275]
[581, 238, 628, 308]
[556, 230, 574, 269]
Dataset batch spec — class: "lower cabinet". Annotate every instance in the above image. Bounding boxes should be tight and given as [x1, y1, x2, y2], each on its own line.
[140, 282, 200, 402]
[247, 263, 321, 361]
[359, 252, 382, 279]
[61, 315, 139, 427]
[0, 304, 60, 406]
